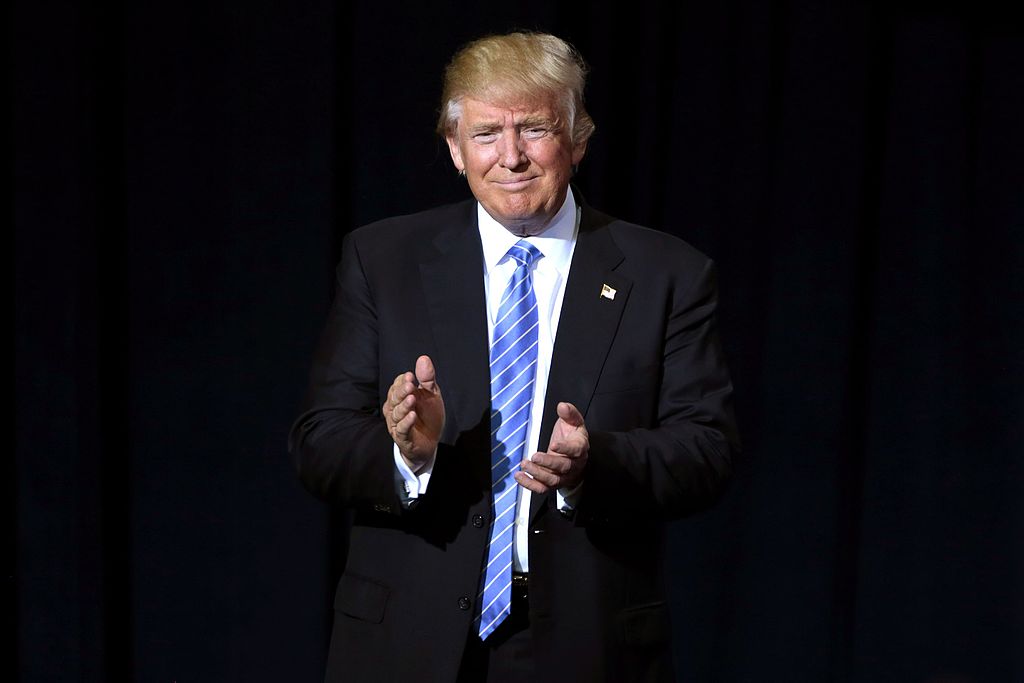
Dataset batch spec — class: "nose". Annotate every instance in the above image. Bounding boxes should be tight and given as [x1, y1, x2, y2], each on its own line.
[496, 129, 527, 169]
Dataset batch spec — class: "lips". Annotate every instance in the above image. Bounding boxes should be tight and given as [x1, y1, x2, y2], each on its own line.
[493, 177, 537, 191]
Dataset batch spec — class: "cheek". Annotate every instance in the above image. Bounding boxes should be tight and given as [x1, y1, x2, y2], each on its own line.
[468, 153, 497, 176]
[531, 145, 573, 175]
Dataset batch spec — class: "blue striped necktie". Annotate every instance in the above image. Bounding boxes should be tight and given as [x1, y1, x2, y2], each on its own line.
[478, 240, 542, 640]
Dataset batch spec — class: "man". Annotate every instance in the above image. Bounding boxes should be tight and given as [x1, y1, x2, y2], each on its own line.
[290, 32, 739, 683]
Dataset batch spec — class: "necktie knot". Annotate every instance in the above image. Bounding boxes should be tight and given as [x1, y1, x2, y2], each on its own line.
[507, 240, 542, 269]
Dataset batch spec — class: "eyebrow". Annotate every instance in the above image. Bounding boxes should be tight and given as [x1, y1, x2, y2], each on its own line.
[466, 122, 502, 135]
[466, 116, 555, 135]
[517, 116, 553, 129]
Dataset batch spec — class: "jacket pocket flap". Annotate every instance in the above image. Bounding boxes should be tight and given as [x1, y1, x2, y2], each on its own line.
[335, 574, 390, 624]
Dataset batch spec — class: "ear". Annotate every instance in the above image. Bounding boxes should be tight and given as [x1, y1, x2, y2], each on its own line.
[571, 138, 588, 166]
[446, 134, 465, 172]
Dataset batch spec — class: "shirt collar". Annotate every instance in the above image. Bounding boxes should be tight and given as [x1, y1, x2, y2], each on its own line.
[477, 189, 578, 277]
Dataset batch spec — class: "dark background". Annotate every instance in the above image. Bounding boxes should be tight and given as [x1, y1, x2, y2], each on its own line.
[14, 1, 1023, 681]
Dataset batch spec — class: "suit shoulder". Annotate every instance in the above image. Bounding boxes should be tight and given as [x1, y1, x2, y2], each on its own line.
[594, 211, 712, 269]
[345, 199, 476, 259]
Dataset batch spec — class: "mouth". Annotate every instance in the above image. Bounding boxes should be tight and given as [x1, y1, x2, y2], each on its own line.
[493, 176, 537, 191]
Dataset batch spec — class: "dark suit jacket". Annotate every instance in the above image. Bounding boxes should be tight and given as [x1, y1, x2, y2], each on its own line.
[289, 194, 739, 683]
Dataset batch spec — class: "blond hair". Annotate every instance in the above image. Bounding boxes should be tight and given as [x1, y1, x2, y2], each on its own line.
[436, 32, 596, 145]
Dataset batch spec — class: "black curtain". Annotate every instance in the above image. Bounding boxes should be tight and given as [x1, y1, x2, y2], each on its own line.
[15, 2, 1022, 681]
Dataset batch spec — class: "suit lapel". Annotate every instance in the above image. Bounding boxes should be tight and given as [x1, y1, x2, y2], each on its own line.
[418, 204, 490, 442]
[530, 205, 632, 523]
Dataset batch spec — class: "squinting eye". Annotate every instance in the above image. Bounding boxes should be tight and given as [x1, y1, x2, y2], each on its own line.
[473, 133, 498, 143]
[523, 128, 547, 138]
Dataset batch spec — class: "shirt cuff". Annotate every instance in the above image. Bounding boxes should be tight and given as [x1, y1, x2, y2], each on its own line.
[556, 481, 584, 511]
[393, 444, 435, 499]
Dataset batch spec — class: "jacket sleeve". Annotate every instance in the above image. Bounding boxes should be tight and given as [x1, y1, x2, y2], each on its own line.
[288, 232, 403, 513]
[580, 258, 740, 522]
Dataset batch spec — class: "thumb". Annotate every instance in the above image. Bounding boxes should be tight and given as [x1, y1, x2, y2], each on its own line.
[556, 401, 584, 427]
[415, 355, 439, 392]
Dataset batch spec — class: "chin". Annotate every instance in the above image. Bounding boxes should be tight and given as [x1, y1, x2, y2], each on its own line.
[498, 199, 541, 221]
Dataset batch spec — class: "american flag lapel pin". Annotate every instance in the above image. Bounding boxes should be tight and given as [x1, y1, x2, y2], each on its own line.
[600, 284, 616, 300]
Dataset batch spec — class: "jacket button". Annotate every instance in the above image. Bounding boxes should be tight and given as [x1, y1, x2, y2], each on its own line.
[472, 514, 484, 528]
[458, 596, 471, 611]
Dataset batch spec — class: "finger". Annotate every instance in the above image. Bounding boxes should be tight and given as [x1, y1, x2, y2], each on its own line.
[390, 371, 413, 391]
[547, 441, 573, 457]
[528, 452, 572, 474]
[548, 436, 587, 458]
[392, 393, 415, 424]
[389, 372, 415, 406]
[394, 409, 417, 442]
[415, 355, 439, 393]
[387, 388, 404, 414]
[514, 470, 549, 494]
[387, 377, 402, 407]
[557, 401, 585, 427]
[520, 460, 561, 488]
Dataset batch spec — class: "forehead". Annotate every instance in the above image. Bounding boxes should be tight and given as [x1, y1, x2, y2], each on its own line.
[458, 96, 561, 125]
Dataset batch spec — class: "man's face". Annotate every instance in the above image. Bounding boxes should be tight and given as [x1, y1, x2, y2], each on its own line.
[446, 96, 587, 236]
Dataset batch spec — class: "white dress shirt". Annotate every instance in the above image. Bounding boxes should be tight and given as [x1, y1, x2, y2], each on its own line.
[394, 190, 580, 572]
